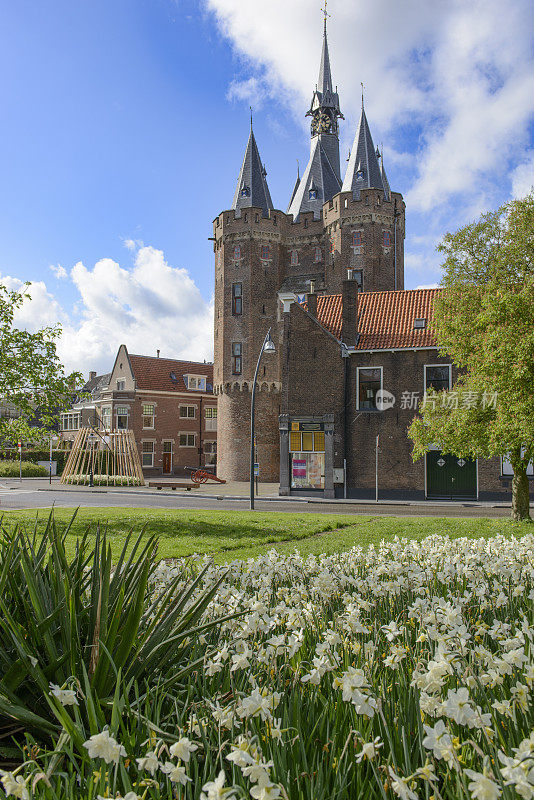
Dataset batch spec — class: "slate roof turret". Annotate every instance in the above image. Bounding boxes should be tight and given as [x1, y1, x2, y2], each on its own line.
[231, 126, 274, 218]
[342, 106, 388, 198]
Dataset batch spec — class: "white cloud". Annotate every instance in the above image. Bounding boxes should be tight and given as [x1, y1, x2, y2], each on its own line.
[49, 263, 68, 280]
[227, 76, 269, 109]
[1, 245, 213, 376]
[511, 152, 534, 199]
[205, 0, 534, 215]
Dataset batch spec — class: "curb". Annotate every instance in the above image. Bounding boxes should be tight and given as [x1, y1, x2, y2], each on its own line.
[32, 487, 512, 509]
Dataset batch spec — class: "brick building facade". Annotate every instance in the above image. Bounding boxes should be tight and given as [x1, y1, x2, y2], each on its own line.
[60, 345, 217, 477]
[213, 20, 527, 500]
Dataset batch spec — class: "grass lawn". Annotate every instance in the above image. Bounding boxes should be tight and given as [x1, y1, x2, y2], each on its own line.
[0, 506, 529, 562]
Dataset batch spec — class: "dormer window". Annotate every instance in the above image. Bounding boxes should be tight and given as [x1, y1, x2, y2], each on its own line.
[184, 374, 207, 391]
[356, 169, 365, 180]
[240, 185, 250, 197]
[414, 318, 426, 330]
[309, 188, 318, 200]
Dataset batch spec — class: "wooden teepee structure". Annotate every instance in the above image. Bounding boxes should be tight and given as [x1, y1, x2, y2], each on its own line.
[61, 428, 145, 486]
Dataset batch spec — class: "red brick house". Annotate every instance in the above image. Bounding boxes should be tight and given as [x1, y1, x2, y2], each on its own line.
[60, 345, 217, 477]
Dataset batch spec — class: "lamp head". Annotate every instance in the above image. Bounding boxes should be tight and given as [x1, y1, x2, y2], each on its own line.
[263, 332, 275, 353]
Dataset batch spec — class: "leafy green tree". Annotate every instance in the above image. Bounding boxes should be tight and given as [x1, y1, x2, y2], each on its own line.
[409, 193, 534, 522]
[0, 283, 81, 437]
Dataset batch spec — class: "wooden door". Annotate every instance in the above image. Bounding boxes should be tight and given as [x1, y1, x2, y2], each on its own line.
[162, 452, 172, 474]
[426, 451, 476, 499]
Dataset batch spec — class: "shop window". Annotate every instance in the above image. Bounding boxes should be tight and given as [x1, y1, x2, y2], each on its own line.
[289, 423, 326, 490]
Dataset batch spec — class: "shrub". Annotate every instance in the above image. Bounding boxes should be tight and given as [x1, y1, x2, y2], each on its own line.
[0, 459, 48, 477]
[0, 448, 69, 472]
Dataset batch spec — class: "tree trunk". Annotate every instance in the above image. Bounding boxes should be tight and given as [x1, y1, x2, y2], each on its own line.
[512, 467, 531, 522]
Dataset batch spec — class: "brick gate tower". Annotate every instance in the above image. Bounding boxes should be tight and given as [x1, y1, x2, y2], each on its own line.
[213, 18, 405, 483]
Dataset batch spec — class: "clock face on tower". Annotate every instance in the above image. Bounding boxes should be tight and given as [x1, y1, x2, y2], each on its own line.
[311, 111, 332, 135]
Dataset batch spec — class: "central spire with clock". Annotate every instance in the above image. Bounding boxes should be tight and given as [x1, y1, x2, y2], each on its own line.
[287, 14, 344, 220]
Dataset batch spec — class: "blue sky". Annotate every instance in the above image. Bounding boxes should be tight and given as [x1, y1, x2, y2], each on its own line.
[1, 0, 534, 374]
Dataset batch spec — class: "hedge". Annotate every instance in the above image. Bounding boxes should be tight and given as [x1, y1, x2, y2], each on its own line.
[0, 449, 69, 472]
[0, 460, 48, 477]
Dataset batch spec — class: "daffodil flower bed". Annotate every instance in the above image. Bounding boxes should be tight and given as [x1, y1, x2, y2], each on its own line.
[3, 532, 534, 799]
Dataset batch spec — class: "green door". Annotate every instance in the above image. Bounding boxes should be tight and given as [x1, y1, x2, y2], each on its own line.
[426, 451, 477, 499]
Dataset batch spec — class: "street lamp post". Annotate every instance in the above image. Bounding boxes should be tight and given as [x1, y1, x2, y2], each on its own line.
[250, 329, 276, 510]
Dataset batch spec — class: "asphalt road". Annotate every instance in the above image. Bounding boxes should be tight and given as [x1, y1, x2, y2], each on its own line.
[0, 486, 512, 517]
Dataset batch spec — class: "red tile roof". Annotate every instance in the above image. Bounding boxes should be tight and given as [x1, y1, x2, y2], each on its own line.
[311, 288, 442, 349]
[129, 355, 214, 392]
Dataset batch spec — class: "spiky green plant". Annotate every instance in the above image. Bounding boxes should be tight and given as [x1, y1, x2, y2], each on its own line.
[0, 512, 231, 750]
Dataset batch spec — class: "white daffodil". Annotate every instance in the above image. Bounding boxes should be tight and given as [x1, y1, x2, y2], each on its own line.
[200, 770, 237, 800]
[0, 771, 29, 800]
[464, 769, 502, 800]
[49, 683, 79, 706]
[83, 730, 126, 764]
[388, 767, 419, 800]
[355, 736, 383, 763]
[161, 761, 192, 785]
[169, 736, 199, 763]
[136, 750, 160, 775]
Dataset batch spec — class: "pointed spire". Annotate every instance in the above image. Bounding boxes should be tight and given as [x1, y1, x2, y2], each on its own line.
[288, 161, 301, 209]
[342, 106, 387, 198]
[231, 127, 274, 218]
[318, 10, 333, 95]
[287, 137, 341, 220]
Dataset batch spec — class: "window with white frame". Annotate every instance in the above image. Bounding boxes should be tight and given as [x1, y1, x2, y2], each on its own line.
[502, 453, 534, 477]
[186, 375, 206, 391]
[205, 407, 218, 431]
[424, 365, 451, 392]
[142, 403, 155, 429]
[142, 441, 154, 467]
[180, 405, 196, 418]
[203, 440, 217, 465]
[115, 406, 129, 430]
[100, 406, 111, 430]
[179, 433, 196, 447]
[61, 412, 80, 431]
[357, 367, 383, 411]
[116, 379, 126, 391]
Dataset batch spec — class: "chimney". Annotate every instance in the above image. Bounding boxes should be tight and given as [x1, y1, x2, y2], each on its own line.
[89, 371, 96, 382]
[157, 349, 160, 358]
[307, 292, 318, 317]
[342, 279, 359, 346]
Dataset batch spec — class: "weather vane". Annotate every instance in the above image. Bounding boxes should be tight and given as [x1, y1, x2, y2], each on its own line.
[361, 81, 365, 108]
[322, 0, 330, 29]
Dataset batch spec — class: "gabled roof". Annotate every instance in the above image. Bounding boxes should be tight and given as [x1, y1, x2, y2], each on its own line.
[287, 136, 342, 220]
[231, 128, 274, 218]
[82, 373, 110, 395]
[310, 288, 442, 349]
[342, 107, 388, 197]
[128, 355, 214, 393]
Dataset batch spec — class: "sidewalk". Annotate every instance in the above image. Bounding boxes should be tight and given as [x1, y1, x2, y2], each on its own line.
[0, 476, 512, 507]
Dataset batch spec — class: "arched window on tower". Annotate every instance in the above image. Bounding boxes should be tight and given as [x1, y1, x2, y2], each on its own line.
[290, 250, 299, 266]
[314, 247, 322, 263]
